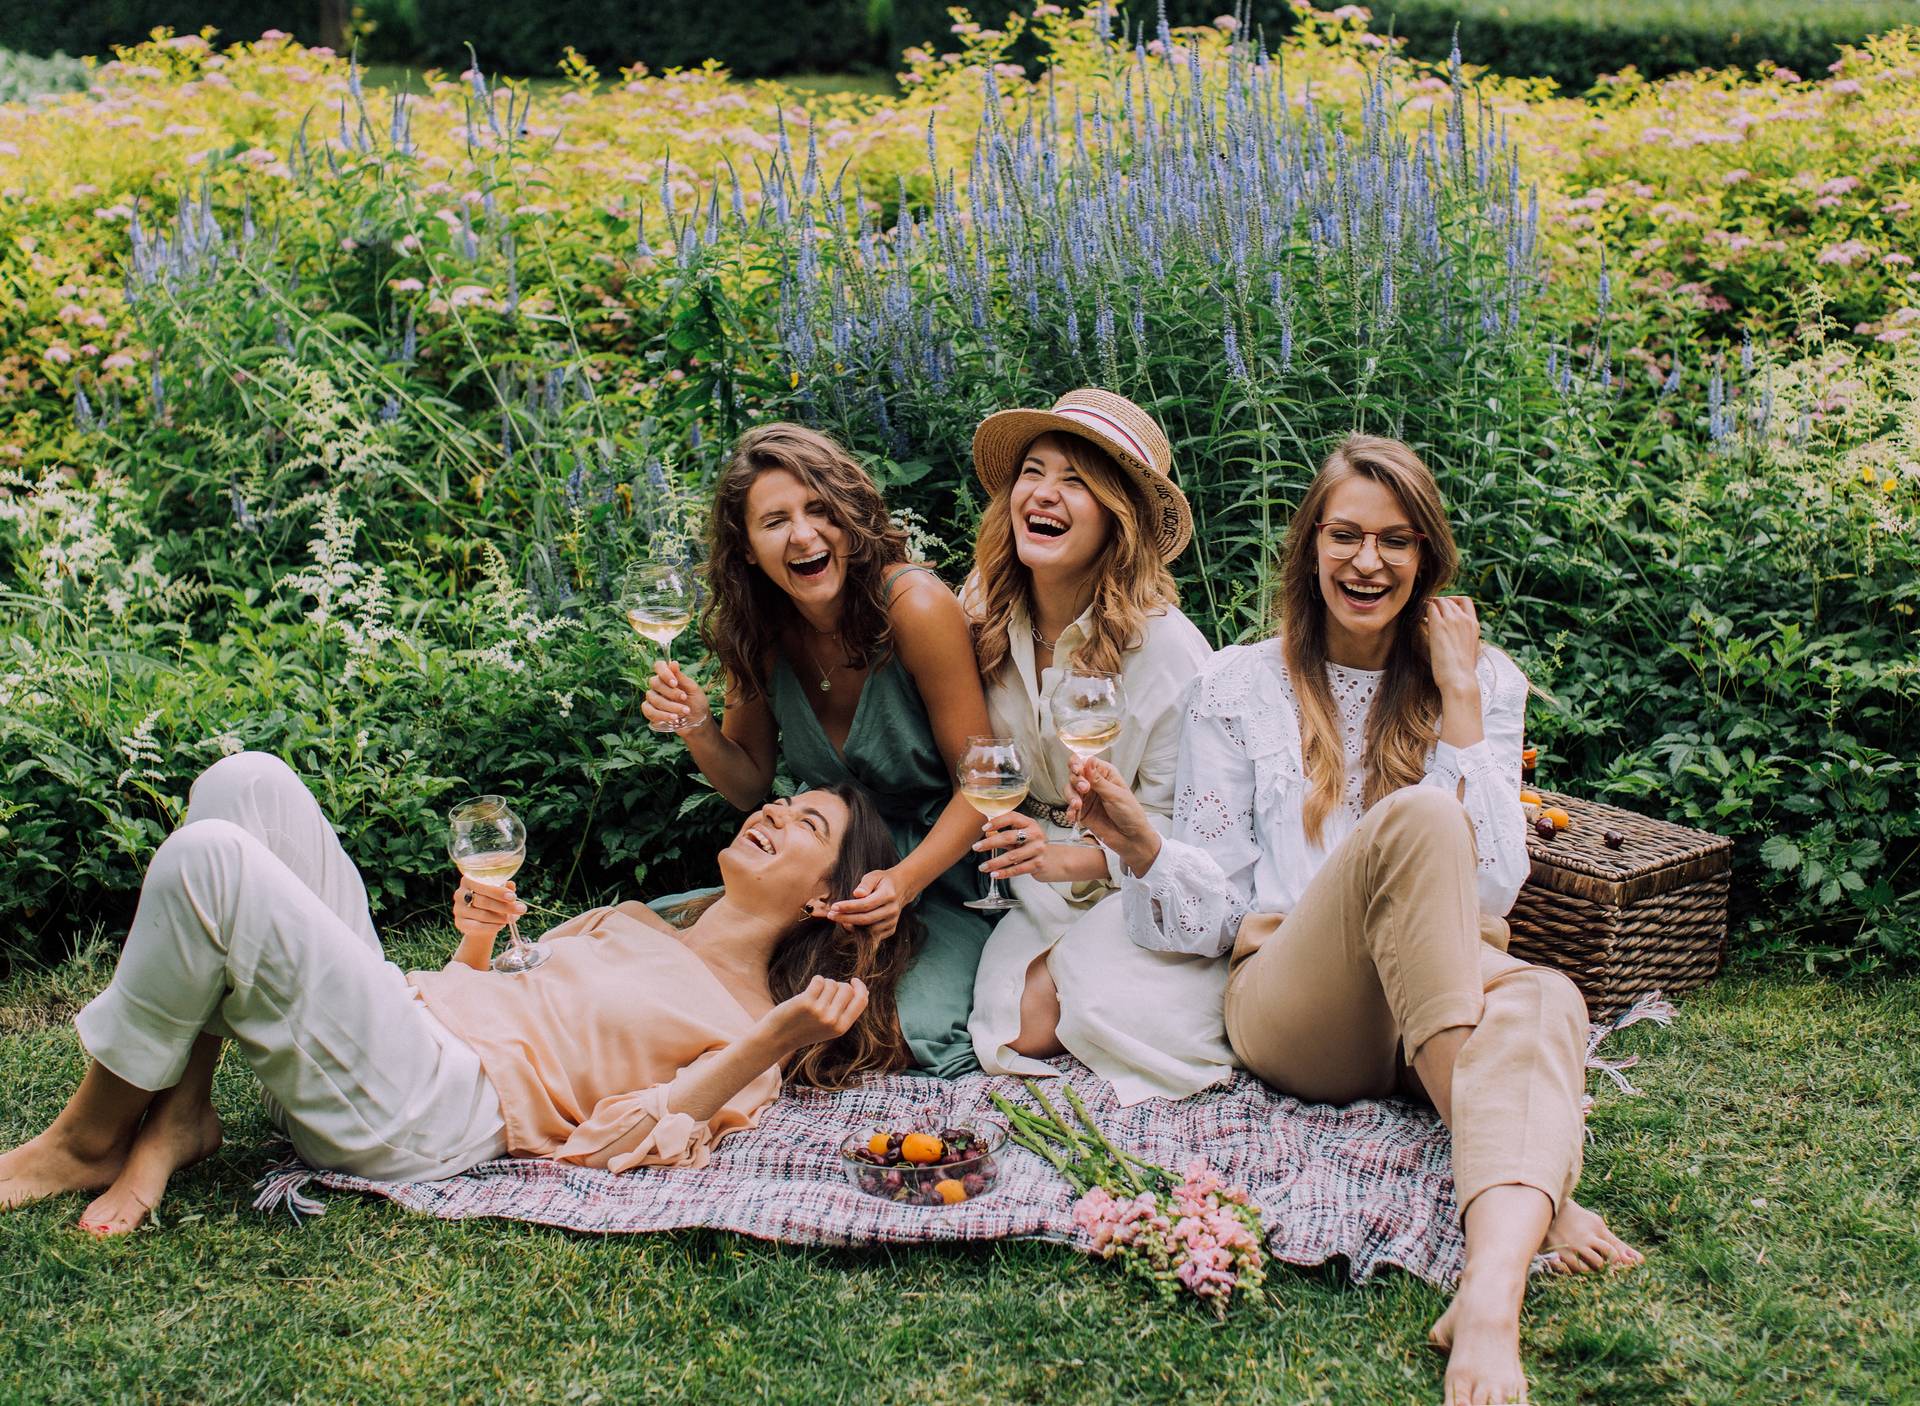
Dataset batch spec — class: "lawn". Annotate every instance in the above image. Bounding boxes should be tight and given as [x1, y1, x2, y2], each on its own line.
[3, 939, 1915, 1405]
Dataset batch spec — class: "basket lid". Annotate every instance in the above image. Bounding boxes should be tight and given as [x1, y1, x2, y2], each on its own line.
[1525, 791, 1731, 906]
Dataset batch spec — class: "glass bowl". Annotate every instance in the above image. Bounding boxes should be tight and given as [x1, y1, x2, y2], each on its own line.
[838, 1123, 1006, 1207]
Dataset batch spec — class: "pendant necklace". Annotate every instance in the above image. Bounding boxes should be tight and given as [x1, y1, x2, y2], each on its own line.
[805, 636, 837, 693]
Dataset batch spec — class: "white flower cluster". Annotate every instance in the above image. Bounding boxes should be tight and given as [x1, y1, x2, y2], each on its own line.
[277, 489, 408, 676]
[473, 542, 574, 676]
[115, 708, 165, 789]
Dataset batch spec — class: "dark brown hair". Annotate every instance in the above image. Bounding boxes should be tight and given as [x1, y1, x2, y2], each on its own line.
[663, 782, 915, 1089]
[702, 423, 910, 701]
[1274, 434, 1462, 844]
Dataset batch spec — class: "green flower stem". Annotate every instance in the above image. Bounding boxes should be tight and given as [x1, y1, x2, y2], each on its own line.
[1061, 1083, 1150, 1196]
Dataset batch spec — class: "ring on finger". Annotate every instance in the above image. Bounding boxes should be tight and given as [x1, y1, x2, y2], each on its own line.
[462, 890, 474, 907]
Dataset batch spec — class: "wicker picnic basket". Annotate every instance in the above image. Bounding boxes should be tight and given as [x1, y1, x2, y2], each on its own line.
[1504, 791, 1732, 1021]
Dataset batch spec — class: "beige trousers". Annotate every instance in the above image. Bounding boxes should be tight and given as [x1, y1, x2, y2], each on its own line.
[1223, 787, 1588, 1216]
[74, 752, 506, 1181]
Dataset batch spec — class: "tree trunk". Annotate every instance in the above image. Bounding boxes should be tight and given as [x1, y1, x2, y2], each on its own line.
[315, 0, 349, 51]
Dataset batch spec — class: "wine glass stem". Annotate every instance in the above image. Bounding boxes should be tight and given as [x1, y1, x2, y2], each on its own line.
[504, 918, 529, 963]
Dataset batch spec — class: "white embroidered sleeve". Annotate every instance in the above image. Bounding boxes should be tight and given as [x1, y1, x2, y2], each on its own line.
[1120, 681, 1260, 957]
[1422, 649, 1531, 915]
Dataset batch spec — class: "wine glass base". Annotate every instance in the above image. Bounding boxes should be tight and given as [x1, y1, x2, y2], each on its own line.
[492, 944, 550, 974]
[649, 719, 693, 733]
[963, 895, 1023, 912]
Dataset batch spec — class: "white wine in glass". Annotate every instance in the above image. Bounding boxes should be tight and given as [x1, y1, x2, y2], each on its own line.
[1051, 671, 1127, 760]
[448, 795, 547, 974]
[622, 560, 698, 732]
[1051, 671, 1126, 839]
[958, 735, 1028, 912]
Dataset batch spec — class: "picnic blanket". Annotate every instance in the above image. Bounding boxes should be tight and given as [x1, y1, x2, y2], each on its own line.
[259, 998, 1673, 1290]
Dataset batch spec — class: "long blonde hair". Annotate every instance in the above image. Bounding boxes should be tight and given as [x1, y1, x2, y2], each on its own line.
[972, 433, 1177, 679]
[1277, 435, 1463, 845]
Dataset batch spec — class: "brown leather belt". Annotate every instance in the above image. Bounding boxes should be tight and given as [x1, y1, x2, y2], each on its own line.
[1016, 794, 1076, 829]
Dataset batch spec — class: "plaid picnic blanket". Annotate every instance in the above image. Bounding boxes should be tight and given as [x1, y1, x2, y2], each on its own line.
[269, 1060, 1470, 1287]
[258, 997, 1670, 1288]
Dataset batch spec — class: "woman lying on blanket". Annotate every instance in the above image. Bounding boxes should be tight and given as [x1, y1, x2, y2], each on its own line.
[0, 752, 912, 1236]
[642, 423, 994, 1077]
[959, 389, 1231, 1104]
[1064, 434, 1643, 1406]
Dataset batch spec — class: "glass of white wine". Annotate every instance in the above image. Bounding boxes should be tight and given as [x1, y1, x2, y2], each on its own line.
[623, 561, 697, 733]
[957, 735, 1028, 913]
[447, 795, 547, 974]
[1051, 672, 1126, 842]
[1051, 671, 1126, 762]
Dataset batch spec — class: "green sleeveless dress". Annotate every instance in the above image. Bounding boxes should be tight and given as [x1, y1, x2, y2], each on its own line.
[652, 568, 992, 1078]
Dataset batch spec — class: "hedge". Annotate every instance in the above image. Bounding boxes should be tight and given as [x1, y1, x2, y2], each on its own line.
[0, 2, 313, 61]
[1370, 0, 1916, 91]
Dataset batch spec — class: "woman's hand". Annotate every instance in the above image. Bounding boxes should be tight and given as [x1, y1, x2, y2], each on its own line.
[1423, 595, 1483, 698]
[758, 976, 870, 1052]
[1065, 756, 1161, 876]
[451, 878, 526, 964]
[826, 869, 911, 941]
[976, 811, 1050, 881]
[640, 659, 711, 733]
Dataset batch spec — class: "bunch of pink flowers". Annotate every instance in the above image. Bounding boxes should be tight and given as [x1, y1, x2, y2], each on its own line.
[991, 1081, 1267, 1317]
[1072, 1159, 1267, 1314]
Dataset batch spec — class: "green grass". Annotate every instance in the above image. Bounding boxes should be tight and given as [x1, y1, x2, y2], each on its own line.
[3, 946, 1916, 1404]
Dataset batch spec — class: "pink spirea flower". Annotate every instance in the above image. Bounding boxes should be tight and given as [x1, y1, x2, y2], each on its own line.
[1819, 176, 1861, 196]
[1721, 169, 1750, 186]
[1818, 240, 1874, 267]
[1829, 79, 1863, 96]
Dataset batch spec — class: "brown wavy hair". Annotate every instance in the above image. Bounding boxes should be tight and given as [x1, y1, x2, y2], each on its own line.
[661, 782, 915, 1089]
[971, 432, 1178, 679]
[1275, 435, 1462, 845]
[702, 423, 910, 701]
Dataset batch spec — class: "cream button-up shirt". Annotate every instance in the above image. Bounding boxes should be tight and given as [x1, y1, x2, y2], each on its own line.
[979, 594, 1216, 894]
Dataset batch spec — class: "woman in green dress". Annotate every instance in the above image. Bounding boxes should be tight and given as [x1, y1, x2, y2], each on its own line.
[642, 423, 993, 1076]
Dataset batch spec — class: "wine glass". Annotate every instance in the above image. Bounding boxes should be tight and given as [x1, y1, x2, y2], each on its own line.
[1051, 671, 1127, 842]
[957, 735, 1028, 912]
[447, 795, 547, 974]
[1051, 671, 1127, 762]
[623, 560, 697, 733]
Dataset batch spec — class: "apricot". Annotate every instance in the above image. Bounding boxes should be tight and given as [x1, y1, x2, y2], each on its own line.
[1543, 806, 1571, 831]
[1518, 789, 1542, 806]
[867, 1132, 891, 1158]
[933, 1178, 967, 1204]
[900, 1132, 945, 1165]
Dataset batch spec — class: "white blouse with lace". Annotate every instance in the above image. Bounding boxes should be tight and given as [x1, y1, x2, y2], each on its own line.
[1119, 639, 1531, 959]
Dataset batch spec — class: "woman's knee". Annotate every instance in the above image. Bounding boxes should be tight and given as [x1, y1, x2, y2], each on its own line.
[187, 751, 306, 823]
[1369, 785, 1470, 837]
[1493, 962, 1590, 1040]
[148, 818, 255, 891]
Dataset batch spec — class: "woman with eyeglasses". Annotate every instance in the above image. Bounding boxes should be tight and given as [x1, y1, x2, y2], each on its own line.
[1063, 435, 1641, 1406]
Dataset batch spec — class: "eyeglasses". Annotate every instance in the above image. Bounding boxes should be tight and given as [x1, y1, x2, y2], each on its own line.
[1316, 521, 1425, 567]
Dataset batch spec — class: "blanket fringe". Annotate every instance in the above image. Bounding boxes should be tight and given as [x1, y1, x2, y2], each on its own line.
[252, 1160, 327, 1223]
[1581, 991, 1678, 1121]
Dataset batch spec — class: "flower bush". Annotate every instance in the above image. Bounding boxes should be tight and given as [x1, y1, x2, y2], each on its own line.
[0, 8, 1913, 969]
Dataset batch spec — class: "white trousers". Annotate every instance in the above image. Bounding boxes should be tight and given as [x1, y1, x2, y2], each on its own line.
[74, 752, 507, 1181]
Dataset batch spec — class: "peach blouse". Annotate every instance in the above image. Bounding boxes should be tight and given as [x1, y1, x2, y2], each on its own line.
[409, 903, 780, 1172]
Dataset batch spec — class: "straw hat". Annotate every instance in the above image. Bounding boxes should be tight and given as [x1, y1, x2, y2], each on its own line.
[972, 388, 1193, 562]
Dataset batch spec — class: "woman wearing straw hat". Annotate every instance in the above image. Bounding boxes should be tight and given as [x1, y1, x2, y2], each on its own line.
[963, 389, 1232, 1104]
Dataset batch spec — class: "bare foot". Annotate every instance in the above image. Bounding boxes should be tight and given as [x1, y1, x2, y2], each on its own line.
[0, 1128, 131, 1212]
[1429, 1284, 1530, 1406]
[78, 1100, 223, 1236]
[1541, 1198, 1643, 1275]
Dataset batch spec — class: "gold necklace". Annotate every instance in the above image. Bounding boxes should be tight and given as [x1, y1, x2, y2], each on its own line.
[803, 636, 838, 693]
